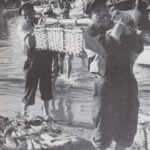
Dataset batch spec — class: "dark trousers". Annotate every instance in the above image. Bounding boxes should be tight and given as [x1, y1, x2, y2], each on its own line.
[92, 75, 139, 149]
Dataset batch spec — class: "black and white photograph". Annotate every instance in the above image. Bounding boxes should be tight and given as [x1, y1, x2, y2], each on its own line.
[0, 0, 150, 149]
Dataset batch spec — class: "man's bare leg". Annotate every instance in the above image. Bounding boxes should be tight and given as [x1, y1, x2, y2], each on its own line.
[22, 102, 29, 116]
[67, 55, 73, 78]
[42, 101, 50, 117]
[49, 99, 56, 118]
[59, 57, 64, 74]
[52, 76, 57, 88]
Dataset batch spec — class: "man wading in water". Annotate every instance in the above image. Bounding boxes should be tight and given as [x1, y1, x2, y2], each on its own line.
[83, 0, 144, 149]
[18, 2, 54, 119]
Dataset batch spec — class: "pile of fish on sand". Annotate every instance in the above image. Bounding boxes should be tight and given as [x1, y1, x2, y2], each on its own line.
[0, 113, 150, 150]
[0, 114, 94, 150]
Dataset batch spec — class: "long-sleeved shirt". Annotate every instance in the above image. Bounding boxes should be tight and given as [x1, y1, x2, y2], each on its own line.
[84, 25, 144, 77]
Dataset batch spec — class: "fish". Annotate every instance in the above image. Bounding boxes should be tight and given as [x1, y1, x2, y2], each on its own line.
[32, 139, 43, 149]
[16, 139, 27, 150]
[39, 139, 49, 149]
[5, 136, 18, 149]
[26, 139, 33, 150]
[3, 126, 16, 138]
[52, 138, 71, 146]
[11, 131, 18, 138]
[40, 134, 54, 146]
[41, 133, 55, 142]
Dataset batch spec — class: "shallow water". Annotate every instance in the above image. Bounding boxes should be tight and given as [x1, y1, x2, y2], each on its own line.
[0, 11, 150, 124]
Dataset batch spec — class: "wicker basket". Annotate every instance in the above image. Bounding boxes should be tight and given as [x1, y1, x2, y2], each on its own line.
[34, 27, 49, 50]
[64, 28, 84, 55]
[34, 26, 84, 55]
[47, 27, 64, 52]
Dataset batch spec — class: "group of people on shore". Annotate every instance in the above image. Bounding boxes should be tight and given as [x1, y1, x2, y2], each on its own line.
[15, 0, 149, 150]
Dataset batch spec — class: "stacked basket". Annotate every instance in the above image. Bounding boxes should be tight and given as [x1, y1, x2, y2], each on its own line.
[64, 28, 84, 55]
[34, 26, 84, 55]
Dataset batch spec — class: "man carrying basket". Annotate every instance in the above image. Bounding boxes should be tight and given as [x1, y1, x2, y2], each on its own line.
[18, 2, 54, 118]
[83, 0, 144, 149]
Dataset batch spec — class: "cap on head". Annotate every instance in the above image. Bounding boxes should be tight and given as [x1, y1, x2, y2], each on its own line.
[83, 0, 107, 14]
[18, 2, 35, 15]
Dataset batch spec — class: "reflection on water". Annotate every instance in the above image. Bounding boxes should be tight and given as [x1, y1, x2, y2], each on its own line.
[0, 11, 150, 124]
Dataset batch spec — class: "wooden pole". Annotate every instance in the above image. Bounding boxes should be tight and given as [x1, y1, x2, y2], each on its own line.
[45, 17, 93, 26]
